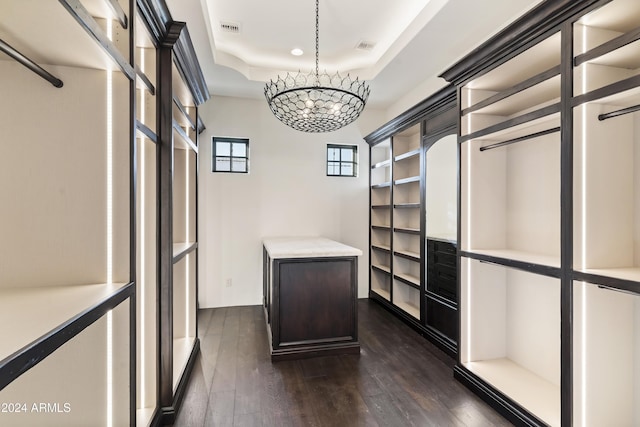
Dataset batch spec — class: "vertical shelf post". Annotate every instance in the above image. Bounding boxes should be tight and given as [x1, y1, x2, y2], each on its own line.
[157, 20, 184, 410]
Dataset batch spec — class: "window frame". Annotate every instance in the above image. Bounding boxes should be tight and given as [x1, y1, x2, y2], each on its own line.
[326, 143, 358, 177]
[211, 137, 249, 174]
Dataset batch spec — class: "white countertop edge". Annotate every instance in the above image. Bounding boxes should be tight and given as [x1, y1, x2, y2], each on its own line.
[263, 236, 363, 259]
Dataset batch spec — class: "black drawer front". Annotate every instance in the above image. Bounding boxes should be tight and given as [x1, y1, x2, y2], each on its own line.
[426, 298, 457, 341]
[427, 239, 456, 254]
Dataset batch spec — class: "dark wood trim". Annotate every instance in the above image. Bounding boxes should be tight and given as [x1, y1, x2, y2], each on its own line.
[462, 65, 561, 116]
[393, 227, 420, 235]
[371, 204, 391, 209]
[128, 3, 137, 424]
[425, 291, 458, 310]
[453, 365, 548, 426]
[371, 244, 391, 253]
[136, 65, 156, 95]
[371, 225, 391, 231]
[0, 282, 135, 391]
[393, 250, 420, 262]
[394, 148, 420, 162]
[173, 242, 198, 264]
[173, 96, 197, 130]
[460, 103, 560, 143]
[173, 25, 210, 106]
[455, 84, 463, 367]
[393, 273, 420, 289]
[135, 1, 209, 105]
[371, 264, 391, 275]
[572, 271, 640, 294]
[136, 120, 159, 143]
[560, 20, 574, 427]
[393, 202, 420, 209]
[59, 0, 135, 80]
[197, 115, 206, 134]
[439, 0, 603, 86]
[173, 120, 198, 152]
[157, 20, 183, 409]
[572, 74, 640, 107]
[460, 251, 562, 279]
[105, 0, 128, 29]
[365, 85, 456, 145]
[574, 25, 640, 67]
[160, 338, 200, 424]
[136, 0, 169, 45]
[394, 175, 420, 185]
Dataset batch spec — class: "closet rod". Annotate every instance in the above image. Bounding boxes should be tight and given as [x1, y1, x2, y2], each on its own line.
[0, 38, 63, 88]
[598, 104, 640, 121]
[479, 127, 560, 152]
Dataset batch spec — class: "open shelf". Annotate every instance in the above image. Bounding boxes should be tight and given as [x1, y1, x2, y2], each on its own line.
[393, 123, 421, 157]
[573, 87, 640, 276]
[573, 281, 640, 426]
[371, 267, 391, 301]
[463, 359, 560, 427]
[574, 0, 640, 97]
[394, 249, 420, 262]
[0, 283, 129, 363]
[173, 336, 196, 392]
[393, 280, 420, 319]
[461, 32, 561, 138]
[460, 257, 561, 426]
[461, 118, 561, 268]
[371, 243, 391, 253]
[0, 299, 131, 426]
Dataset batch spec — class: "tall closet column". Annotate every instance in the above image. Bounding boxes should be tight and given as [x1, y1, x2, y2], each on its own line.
[157, 21, 185, 410]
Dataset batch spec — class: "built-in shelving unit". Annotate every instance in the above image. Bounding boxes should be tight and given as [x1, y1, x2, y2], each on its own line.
[392, 123, 422, 320]
[0, 1, 135, 425]
[0, 1, 208, 426]
[370, 138, 392, 301]
[572, 1, 640, 426]
[441, 0, 640, 425]
[367, 86, 458, 355]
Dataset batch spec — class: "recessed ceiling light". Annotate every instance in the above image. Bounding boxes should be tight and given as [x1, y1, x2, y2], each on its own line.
[291, 48, 304, 56]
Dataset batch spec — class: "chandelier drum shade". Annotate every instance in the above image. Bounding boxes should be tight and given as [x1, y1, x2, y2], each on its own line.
[264, 0, 370, 133]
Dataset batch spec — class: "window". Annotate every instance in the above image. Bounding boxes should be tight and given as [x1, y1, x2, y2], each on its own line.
[212, 137, 249, 173]
[327, 144, 358, 177]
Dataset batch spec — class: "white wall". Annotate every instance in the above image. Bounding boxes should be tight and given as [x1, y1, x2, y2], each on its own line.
[198, 96, 385, 308]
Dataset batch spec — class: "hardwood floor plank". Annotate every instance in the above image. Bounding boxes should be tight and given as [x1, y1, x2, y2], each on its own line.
[171, 300, 512, 427]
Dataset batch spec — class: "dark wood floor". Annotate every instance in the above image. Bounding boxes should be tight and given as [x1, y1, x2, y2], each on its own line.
[171, 299, 511, 427]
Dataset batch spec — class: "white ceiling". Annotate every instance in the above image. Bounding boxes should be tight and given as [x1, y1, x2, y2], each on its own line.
[166, 0, 544, 110]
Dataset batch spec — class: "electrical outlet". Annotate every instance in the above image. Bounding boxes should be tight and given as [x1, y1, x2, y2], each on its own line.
[225, 278, 232, 287]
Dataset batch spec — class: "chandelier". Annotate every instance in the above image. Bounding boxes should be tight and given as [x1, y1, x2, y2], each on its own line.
[264, 0, 370, 133]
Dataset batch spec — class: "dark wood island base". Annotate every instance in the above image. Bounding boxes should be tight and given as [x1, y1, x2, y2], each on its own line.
[263, 238, 362, 361]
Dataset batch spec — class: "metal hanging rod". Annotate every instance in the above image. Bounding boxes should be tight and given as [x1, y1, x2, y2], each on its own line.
[0, 38, 63, 88]
[479, 127, 560, 152]
[598, 103, 640, 121]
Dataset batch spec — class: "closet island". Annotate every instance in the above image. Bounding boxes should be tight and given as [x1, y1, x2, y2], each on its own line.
[262, 237, 362, 361]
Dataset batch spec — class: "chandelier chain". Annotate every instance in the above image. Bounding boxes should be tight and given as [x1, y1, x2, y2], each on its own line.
[263, 0, 370, 132]
[315, 0, 319, 79]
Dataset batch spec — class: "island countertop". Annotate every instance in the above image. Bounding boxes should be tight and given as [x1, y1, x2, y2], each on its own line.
[262, 237, 363, 259]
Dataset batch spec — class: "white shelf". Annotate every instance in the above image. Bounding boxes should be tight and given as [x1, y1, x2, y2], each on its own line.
[136, 407, 155, 427]
[394, 272, 420, 287]
[394, 300, 420, 319]
[371, 288, 390, 301]
[372, 264, 391, 274]
[0, 283, 129, 362]
[173, 242, 197, 259]
[468, 248, 560, 268]
[581, 267, 640, 283]
[463, 359, 560, 427]
[172, 336, 196, 391]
